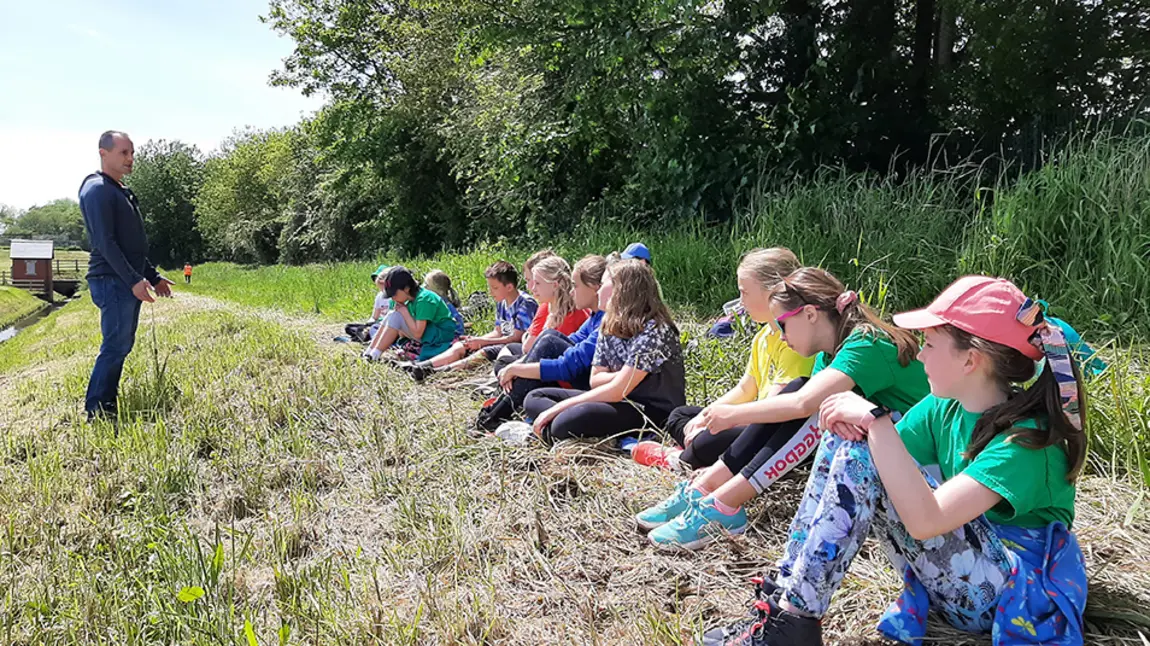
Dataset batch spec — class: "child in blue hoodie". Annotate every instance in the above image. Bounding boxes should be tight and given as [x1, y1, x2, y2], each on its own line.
[497, 255, 608, 409]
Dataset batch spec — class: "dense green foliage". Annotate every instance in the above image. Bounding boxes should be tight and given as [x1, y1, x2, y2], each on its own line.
[244, 0, 1148, 257]
[0, 199, 86, 247]
[126, 140, 207, 267]
[114, 0, 1150, 266]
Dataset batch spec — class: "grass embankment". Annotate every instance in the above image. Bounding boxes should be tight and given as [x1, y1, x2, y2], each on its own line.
[173, 266, 1150, 491]
[0, 290, 1147, 644]
[0, 286, 49, 328]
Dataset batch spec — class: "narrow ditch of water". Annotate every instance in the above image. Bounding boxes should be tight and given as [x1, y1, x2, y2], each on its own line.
[0, 301, 67, 343]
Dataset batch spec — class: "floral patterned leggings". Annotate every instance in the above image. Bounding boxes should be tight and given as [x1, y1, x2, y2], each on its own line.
[775, 432, 1015, 636]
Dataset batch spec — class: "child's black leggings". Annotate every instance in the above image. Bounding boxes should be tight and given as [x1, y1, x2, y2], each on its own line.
[716, 377, 821, 493]
[665, 377, 810, 471]
[523, 387, 669, 444]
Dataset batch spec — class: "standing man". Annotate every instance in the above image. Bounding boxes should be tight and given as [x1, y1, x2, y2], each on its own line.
[183, 262, 193, 284]
[79, 130, 174, 420]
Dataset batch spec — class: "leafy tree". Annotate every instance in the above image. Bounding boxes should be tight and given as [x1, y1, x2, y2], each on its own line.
[245, 0, 1150, 254]
[126, 140, 206, 266]
[4, 199, 86, 246]
[195, 128, 300, 263]
[0, 204, 22, 234]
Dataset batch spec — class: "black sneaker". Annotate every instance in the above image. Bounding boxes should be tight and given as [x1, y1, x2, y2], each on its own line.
[750, 575, 778, 601]
[699, 593, 822, 646]
[397, 360, 434, 382]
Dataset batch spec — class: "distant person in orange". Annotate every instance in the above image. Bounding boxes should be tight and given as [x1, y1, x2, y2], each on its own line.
[183, 263, 193, 284]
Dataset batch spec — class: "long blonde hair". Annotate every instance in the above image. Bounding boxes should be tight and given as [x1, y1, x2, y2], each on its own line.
[423, 269, 460, 308]
[534, 256, 577, 328]
[601, 259, 676, 339]
[739, 247, 800, 290]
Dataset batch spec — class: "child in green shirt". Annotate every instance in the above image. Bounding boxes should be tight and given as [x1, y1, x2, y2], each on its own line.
[633, 248, 814, 472]
[362, 266, 457, 362]
[701, 276, 1088, 646]
[639, 266, 929, 551]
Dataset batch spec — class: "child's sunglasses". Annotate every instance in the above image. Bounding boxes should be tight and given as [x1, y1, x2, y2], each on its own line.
[775, 305, 807, 334]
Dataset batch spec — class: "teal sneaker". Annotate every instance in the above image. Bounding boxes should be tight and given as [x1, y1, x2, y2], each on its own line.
[648, 497, 748, 551]
[635, 481, 701, 532]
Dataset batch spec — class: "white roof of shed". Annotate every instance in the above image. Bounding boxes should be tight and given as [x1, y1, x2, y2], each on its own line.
[9, 239, 55, 260]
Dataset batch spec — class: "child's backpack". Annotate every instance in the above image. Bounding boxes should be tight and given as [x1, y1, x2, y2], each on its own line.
[459, 290, 494, 322]
[344, 323, 373, 343]
[474, 393, 516, 433]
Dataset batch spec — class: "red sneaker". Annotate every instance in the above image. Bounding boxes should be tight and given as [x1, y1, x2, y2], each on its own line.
[632, 441, 681, 470]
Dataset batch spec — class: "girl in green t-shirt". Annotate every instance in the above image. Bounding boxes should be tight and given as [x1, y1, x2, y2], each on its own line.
[640, 267, 929, 551]
[700, 276, 1089, 646]
[363, 266, 457, 362]
[633, 248, 812, 472]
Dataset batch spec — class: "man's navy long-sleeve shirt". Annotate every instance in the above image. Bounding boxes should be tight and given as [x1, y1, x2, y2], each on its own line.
[78, 171, 162, 287]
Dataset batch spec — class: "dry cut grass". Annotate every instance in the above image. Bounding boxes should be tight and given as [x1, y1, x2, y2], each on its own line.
[0, 293, 1147, 644]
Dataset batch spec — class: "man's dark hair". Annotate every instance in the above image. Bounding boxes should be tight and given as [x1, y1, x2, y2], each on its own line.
[99, 130, 130, 150]
[484, 260, 518, 287]
[383, 266, 421, 299]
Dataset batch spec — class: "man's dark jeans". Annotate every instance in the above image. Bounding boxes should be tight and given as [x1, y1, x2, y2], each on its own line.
[85, 276, 142, 417]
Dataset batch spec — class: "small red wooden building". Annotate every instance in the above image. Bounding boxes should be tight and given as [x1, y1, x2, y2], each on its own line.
[9, 239, 54, 301]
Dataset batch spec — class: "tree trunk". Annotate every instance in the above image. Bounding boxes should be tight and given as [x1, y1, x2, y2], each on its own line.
[914, 0, 936, 80]
[936, 0, 955, 69]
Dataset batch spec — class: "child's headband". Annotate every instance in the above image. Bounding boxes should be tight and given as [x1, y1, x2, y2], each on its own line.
[1016, 298, 1082, 431]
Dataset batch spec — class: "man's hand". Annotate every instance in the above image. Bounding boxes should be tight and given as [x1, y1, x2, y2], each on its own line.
[132, 279, 156, 303]
[463, 337, 485, 352]
[153, 278, 176, 298]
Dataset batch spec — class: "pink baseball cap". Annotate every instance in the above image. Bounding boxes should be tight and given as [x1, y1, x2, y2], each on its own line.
[893, 276, 1044, 360]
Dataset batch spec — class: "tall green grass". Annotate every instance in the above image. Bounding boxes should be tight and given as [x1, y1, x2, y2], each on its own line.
[180, 132, 1150, 341]
[960, 133, 1150, 339]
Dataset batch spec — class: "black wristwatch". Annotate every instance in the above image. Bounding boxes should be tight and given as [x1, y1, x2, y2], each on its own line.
[868, 406, 892, 427]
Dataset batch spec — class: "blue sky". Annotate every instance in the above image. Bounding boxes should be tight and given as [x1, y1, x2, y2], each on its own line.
[0, 0, 324, 209]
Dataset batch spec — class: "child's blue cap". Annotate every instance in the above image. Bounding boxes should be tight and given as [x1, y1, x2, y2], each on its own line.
[621, 242, 652, 264]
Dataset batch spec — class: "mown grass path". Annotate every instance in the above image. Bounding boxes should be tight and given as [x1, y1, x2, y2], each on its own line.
[1, 293, 1148, 645]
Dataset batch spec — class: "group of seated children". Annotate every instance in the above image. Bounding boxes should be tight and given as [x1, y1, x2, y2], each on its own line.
[358, 243, 1093, 646]
[360, 265, 464, 362]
